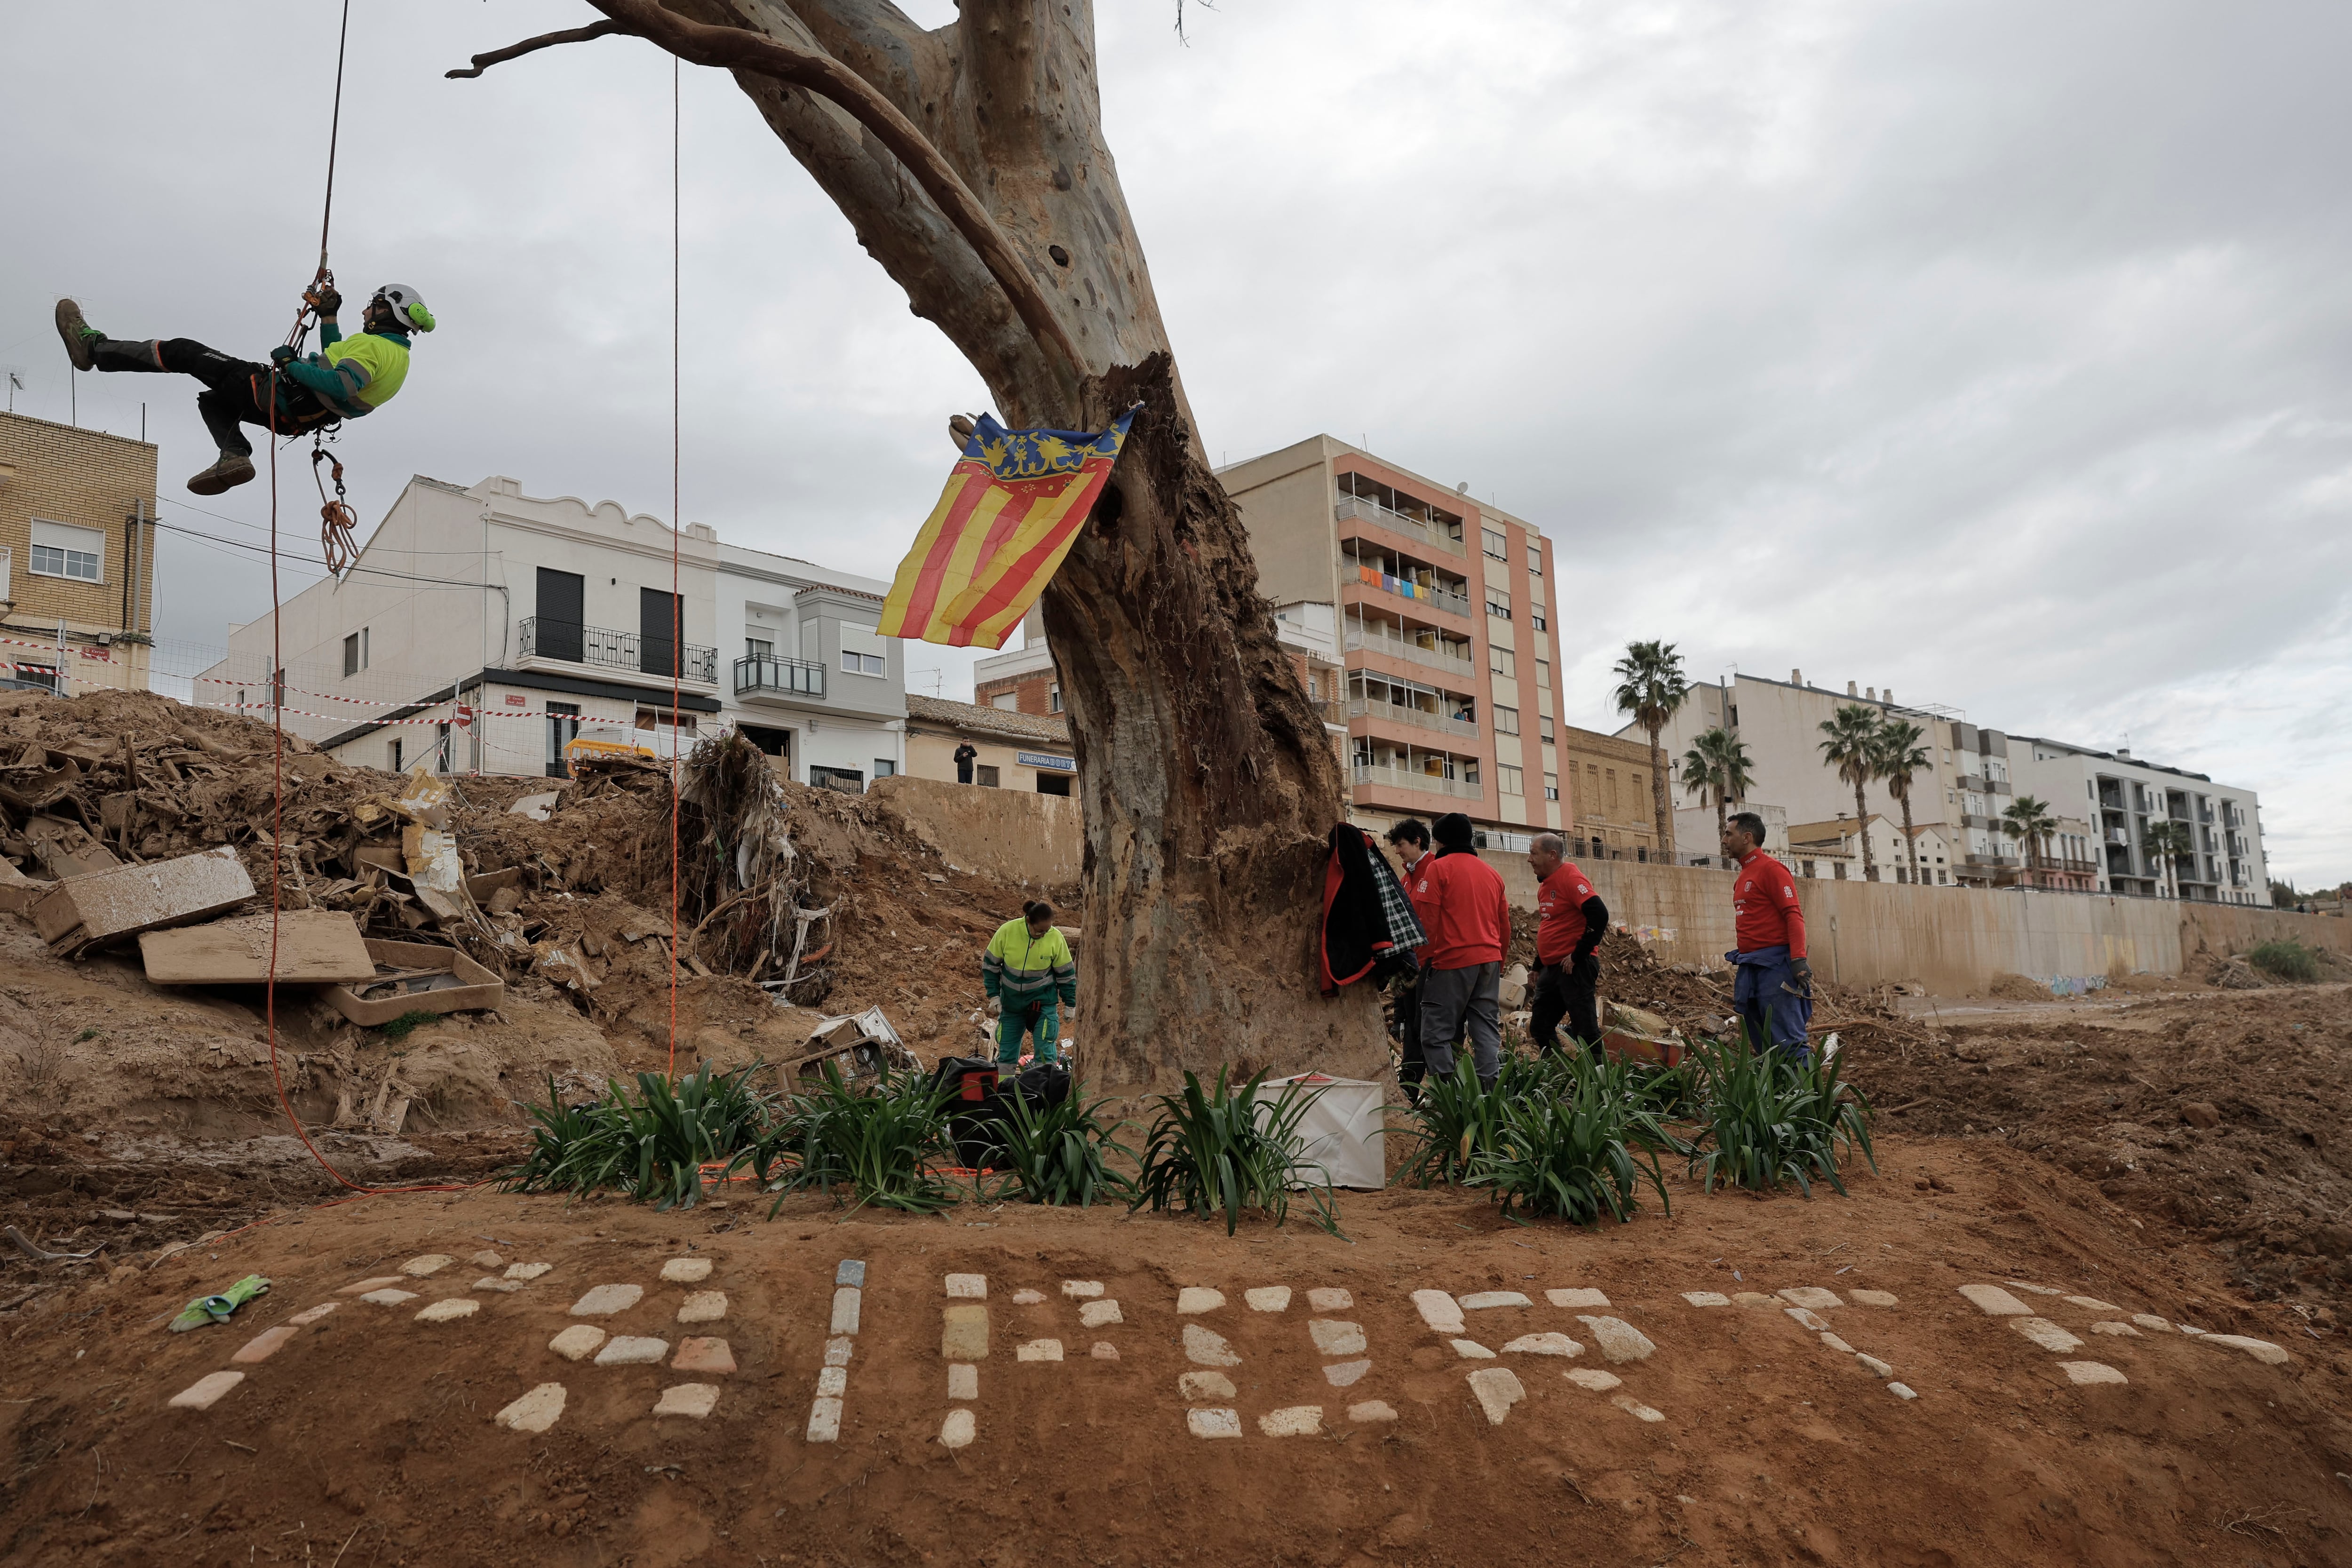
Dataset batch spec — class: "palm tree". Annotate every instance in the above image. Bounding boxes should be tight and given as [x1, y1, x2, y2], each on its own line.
[1678, 726, 1755, 868]
[2141, 819, 2192, 899]
[1872, 718, 1931, 887]
[1612, 641, 1691, 866]
[1816, 705, 1883, 880]
[2001, 795, 2058, 886]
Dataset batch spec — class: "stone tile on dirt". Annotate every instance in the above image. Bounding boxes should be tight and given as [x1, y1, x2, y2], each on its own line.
[825, 1337, 855, 1366]
[1180, 1371, 1237, 1401]
[1578, 1316, 1658, 1364]
[660, 1258, 713, 1284]
[1307, 1288, 1353, 1311]
[1888, 1383, 1918, 1400]
[1258, 1406, 1323, 1437]
[1458, 1291, 1531, 1310]
[1323, 1359, 1372, 1387]
[337, 1276, 404, 1296]
[1850, 1289, 1899, 1307]
[473, 1277, 524, 1294]
[1546, 1288, 1610, 1310]
[548, 1325, 607, 1361]
[168, 1370, 245, 1411]
[1784, 1307, 1832, 1332]
[2005, 1281, 2062, 1296]
[1610, 1393, 1666, 1423]
[2010, 1318, 2086, 1354]
[1309, 1320, 1367, 1356]
[1187, 1408, 1242, 1440]
[807, 1397, 843, 1443]
[1779, 1288, 1843, 1311]
[1565, 1368, 1622, 1392]
[358, 1289, 420, 1307]
[594, 1336, 670, 1367]
[2131, 1314, 2174, 1333]
[230, 1327, 298, 1365]
[1348, 1400, 1398, 1423]
[1819, 1333, 1854, 1355]
[2061, 1361, 2128, 1386]
[945, 1273, 987, 1298]
[1467, 1367, 1526, 1425]
[1412, 1289, 1466, 1334]
[1958, 1284, 2034, 1316]
[399, 1254, 456, 1277]
[1183, 1323, 1240, 1367]
[494, 1384, 565, 1434]
[1245, 1287, 1292, 1312]
[569, 1284, 643, 1316]
[673, 1337, 736, 1375]
[416, 1298, 479, 1323]
[1450, 1339, 1495, 1359]
[1177, 1287, 1225, 1314]
[1502, 1333, 1582, 1357]
[469, 1250, 505, 1268]
[948, 1363, 978, 1400]
[1079, 1299, 1123, 1329]
[816, 1366, 847, 1397]
[653, 1383, 720, 1419]
[503, 1262, 552, 1281]
[836, 1260, 866, 1288]
[286, 1303, 338, 1327]
[1857, 1354, 1894, 1377]
[941, 1409, 976, 1449]
[1091, 1342, 1119, 1360]
[1011, 1289, 1046, 1304]
[2064, 1295, 2122, 1313]
[1732, 1292, 1779, 1308]
[2201, 1334, 2290, 1366]
[2091, 1321, 2142, 1337]
[1681, 1292, 1731, 1307]
[831, 1288, 861, 1335]
[1061, 1280, 1103, 1298]
[943, 1305, 989, 1360]
[1015, 1339, 1064, 1362]
[677, 1291, 728, 1324]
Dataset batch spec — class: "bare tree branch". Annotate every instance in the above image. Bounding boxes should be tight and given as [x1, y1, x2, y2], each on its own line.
[444, 20, 625, 79]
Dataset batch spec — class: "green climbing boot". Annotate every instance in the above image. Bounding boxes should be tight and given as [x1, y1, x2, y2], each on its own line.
[187, 453, 256, 496]
[54, 299, 99, 371]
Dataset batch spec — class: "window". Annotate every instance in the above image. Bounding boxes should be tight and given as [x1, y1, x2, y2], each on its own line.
[875, 759, 897, 778]
[1802, 860, 1816, 878]
[840, 622, 888, 677]
[343, 628, 369, 676]
[1485, 585, 1512, 620]
[388, 738, 404, 772]
[841, 648, 886, 677]
[1493, 705, 1520, 735]
[746, 637, 773, 660]
[1049, 685, 1063, 714]
[1540, 717, 1554, 744]
[1488, 645, 1515, 677]
[1527, 544, 1543, 575]
[1543, 773, 1559, 802]
[1482, 527, 1507, 558]
[976, 764, 1001, 788]
[991, 693, 1018, 710]
[29, 520, 103, 582]
[810, 765, 866, 794]
[1834, 862, 1847, 880]
[1530, 607, 1548, 631]
[1605, 768, 1617, 811]
[546, 701, 580, 779]
[1497, 764, 1524, 795]
[1534, 656, 1550, 689]
[434, 722, 452, 772]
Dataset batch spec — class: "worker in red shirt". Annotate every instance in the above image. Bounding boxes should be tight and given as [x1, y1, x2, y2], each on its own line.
[1406, 813, 1511, 1090]
[1527, 833, 1609, 1056]
[1722, 811, 1814, 1058]
[1383, 818, 1435, 1097]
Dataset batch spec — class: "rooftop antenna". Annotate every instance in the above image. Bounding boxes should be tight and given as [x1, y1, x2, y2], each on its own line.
[4, 368, 23, 414]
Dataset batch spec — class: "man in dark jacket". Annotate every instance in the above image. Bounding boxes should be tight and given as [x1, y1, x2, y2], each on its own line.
[954, 740, 979, 784]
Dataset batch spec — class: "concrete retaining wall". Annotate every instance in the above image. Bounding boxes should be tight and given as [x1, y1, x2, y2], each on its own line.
[867, 775, 1082, 889]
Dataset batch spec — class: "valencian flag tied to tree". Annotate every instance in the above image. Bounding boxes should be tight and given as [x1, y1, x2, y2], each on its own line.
[879, 409, 1140, 649]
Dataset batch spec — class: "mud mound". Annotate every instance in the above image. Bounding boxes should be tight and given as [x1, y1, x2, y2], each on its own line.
[1989, 972, 2054, 1002]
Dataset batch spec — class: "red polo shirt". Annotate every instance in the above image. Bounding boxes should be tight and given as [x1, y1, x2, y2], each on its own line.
[1534, 861, 1598, 964]
[1732, 849, 1807, 957]
[1407, 851, 1510, 970]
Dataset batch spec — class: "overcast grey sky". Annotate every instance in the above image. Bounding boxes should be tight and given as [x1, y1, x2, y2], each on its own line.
[5, 2, 2347, 884]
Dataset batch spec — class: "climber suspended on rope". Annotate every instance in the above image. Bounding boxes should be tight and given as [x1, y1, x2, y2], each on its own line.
[52, 283, 434, 495]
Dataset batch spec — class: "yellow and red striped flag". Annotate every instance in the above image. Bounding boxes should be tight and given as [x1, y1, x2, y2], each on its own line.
[878, 410, 1139, 649]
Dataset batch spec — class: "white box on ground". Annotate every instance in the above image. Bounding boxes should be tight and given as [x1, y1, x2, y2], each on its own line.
[1256, 1073, 1384, 1191]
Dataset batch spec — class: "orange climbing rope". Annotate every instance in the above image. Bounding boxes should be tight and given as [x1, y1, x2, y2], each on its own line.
[667, 55, 683, 1082]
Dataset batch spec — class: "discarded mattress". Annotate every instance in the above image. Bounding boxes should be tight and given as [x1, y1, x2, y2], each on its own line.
[323, 938, 504, 1025]
[31, 846, 256, 957]
[139, 909, 376, 985]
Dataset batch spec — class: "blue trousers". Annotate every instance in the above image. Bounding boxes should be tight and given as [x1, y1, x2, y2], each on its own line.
[1729, 945, 1813, 1058]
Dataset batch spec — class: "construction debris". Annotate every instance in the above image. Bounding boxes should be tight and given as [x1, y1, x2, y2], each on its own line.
[31, 845, 256, 957]
[794, 1006, 918, 1081]
[325, 939, 506, 1025]
[137, 909, 376, 986]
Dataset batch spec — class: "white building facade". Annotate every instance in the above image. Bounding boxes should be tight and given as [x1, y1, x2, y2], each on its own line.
[2010, 738, 2268, 904]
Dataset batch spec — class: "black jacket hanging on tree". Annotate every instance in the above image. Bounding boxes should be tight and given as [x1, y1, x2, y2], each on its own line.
[1319, 823, 1427, 996]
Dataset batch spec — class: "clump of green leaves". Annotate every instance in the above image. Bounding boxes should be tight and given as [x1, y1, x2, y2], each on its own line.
[504, 1062, 771, 1210]
[378, 1009, 441, 1042]
[1684, 1035, 1875, 1196]
[747, 1063, 961, 1215]
[1470, 1051, 1678, 1224]
[976, 1083, 1134, 1207]
[2247, 939, 2321, 983]
[1393, 1054, 1514, 1186]
[1131, 1068, 1340, 1236]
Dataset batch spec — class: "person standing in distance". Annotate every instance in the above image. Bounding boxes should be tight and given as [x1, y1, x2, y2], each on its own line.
[1407, 812, 1510, 1091]
[954, 740, 979, 785]
[1722, 811, 1813, 1059]
[1382, 818, 1434, 1097]
[1527, 832, 1608, 1055]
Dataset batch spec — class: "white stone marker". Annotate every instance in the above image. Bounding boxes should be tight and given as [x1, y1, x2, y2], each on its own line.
[1466, 1367, 1526, 1425]
[816, 1366, 847, 1397]
[1818, 1333, 1854, 1355]
[1323, 1359, 1372, 1387]
[2005, 1280, 2061, 1296]
[504, 1262, 553, 1281]
[1856, 1354, 1893, 1378]
[660, 1257, 713, 1283]
[1546, 1288, 1610, 1310]
[1245, 1287, 1292, 1312]
[168, 1371, 245, 1411]
[940, 1409, 976, 1449]
[1010, 1289, 1046, 1305]
[494, 1383, 566, 1433]
[1176, 1287, 1225, 1314]
[1887, 1383, 1918, 1400]
[945, 1274, 987, 1299]
[473, 1277, 523, 1295]
[1784, 1307, 1832, 1333]
[1180, 1371, 1236, 1401]
[1348, 1400, 1398, 1423]
[1079, 1299, 1123, 1329]
[2063, 1295, 2120, 1313]
[947, 1364, 978, 1401]
[1061, 1280, 1104, 1298]
[548, 1325, 608, 1361]
[2010, 1318, 2085, 1354]
[1457, 1291, 1531, 1310]
[1849, 1289, 1899, 1307]
[1681, 1292, 1731, 1308]
[1778, 1287, 1843, 1312]
[2060, 1361, 2127, 1386]
[1308, 1320, 1367, 1357]
[824, 1337, 855, 1367]
[1183, 1324, 1241, 1367]
[1412, 1289, 1466, 1335]
[1565, 1368, 1622, 1392]
[1186, 1408, 1243, 1439]
[2090, 1321, 2141, 1337]
[1259, 1407, 1323, 1437]
[415, 1298, 478, 1323]
[1307, 1288, 1354, 1312]
[1609, 1393, 1666, 1423]
[1450, 1339, 1496, 1360]
[830, 1288, 862, 1335]
[677, 1291, 728, 1324]
[807, 1396, 844, 1443]
[2201, 1334, 2289, 1366]
[653, 1384, 721, 1419]
[1957, 1284, 2033, 1316]
[358, 1289, 419, 1307]
[1577, 1316, 1657, 1364]
[1015, 1339, 1065, 1362]
[1501, 1333, 1582, 1357]
[594, 1336, 670, 1367]
[2130, 1314, 2173, 1333]
[569, 1284, 643, 1316]
[399, 1254, 455, 1277]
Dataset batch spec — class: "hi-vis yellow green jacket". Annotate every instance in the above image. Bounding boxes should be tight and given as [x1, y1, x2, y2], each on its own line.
[981, 919, 1076, 1009]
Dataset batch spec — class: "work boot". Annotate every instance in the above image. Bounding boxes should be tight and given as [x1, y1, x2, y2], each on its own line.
[186, 452, 256, 496]
[54, 299, 98, 371]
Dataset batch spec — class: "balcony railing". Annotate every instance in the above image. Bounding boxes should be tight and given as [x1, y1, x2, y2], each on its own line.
[1335, 495, 1466, 556]
[1351, 763, 1483, 800]
[734, 654, 826, 699]
[520, 617, 716, 684]
[1344, 629, 1476, 677]
[1349, 696, 1479, 740]
[1343, 565, 1471, 618]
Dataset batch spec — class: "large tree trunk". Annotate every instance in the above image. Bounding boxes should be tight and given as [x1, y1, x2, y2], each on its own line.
[614, 0, 1383, 1093]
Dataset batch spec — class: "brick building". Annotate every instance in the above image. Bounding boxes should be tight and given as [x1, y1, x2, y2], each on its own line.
[1557, 724, 1658, 862]
[0, 411, 159, 694]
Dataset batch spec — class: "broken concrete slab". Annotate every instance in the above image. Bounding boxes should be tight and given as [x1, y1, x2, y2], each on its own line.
[1546, 1287, 1611, 1310]
[1179, 1371, 1236, 1401]
[1778, 1287, 1843, 1312]
[1258, 1406, 1323, 1437]
[1457, 1290, 1531, 1310]
[1576, 1316, 1658, 1364]
[1308, 1320, 1367, 1356]
[944, 1273, 986, 1299]
[494, 1383, 566, 1434]
[1183, 1323, 1240, 1367]
[1467, 1367, 1526, 1425]
[0, 858, 54, 914]
[1958, 1284, 2034, 1316]
[1565, 1368, 1623, 1392]
[168, 1370, 245, 1411]
[33, 846, 254, 956]
[2061, 1361, 2128, 1386]
[569, 1284, 644, 1316]
[1412, 1289, 1467, 1335]
[2010, 1318, 2086, 1354]
[2200, 1334, 2289, 1366]
[1323, 1359, 1372, 1387]
[1078, 1299, 1122, 1329]
[1244, 1286, 1291, 1312]
[1176, 1287, 1225, 1314]
[1186, 1408, 1242, 1439]
[1502, 1333, 1583, 1357]
[139, 909, 374, 986]
[653, 1383, 720, 1420]
[942, 1304, 989, 1360]
[24, 813, 120, 880]
[1306, 1288, 1353, 1312]
[668, 1338, 733, 1375]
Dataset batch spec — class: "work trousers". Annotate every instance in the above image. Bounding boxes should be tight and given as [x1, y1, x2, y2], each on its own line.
[1418, 961, 1502, 1090]
[1530, 958, 1601, 1057]
[1730, 944, 1813, 1060]
[1394, 978, 1426, 1098]
[994, 998, 1061, 1065]
[92, 337, 326, 455]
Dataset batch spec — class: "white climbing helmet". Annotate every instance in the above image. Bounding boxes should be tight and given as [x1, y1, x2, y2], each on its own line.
[372, 284, 435, 334]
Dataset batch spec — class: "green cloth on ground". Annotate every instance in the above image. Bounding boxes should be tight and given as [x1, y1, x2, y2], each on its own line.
[169, 1273, 271, 1333]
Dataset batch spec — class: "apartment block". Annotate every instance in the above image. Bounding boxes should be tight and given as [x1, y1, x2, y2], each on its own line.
[199, 474, 906, 786]
[0, 411, 159, 695]
[974, 600, 1348, 733]
[2011, 738, 2267, 904]
[1560, 724, 1660, 862]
